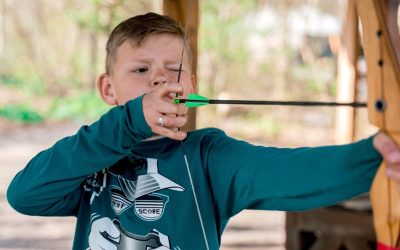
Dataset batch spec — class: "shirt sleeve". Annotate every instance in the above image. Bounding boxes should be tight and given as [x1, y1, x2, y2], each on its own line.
[7, 96, 153, 216]
[204, 132, 382, 219]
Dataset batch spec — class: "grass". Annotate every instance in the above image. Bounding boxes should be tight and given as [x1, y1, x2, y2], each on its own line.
[0, 104, 44, 124]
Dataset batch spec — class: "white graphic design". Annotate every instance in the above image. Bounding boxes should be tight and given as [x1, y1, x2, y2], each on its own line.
[110, 158, 184, 220]
[87, 216, 175, 250]
[134, 193, 169, 221]
[88, 217, 120, 250]
[119, 158, 184, 201]
[110, 186, 133, 215]
[84, 170, 107, 204]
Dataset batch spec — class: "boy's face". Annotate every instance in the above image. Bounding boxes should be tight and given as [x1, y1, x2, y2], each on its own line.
[98, 33, 195, 106]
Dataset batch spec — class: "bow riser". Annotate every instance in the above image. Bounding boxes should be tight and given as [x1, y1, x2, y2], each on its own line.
[357, 0, 400, 248]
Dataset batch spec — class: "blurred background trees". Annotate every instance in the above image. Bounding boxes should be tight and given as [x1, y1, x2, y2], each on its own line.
[0, 0, 362, 145]
[0, 0, 162, 122]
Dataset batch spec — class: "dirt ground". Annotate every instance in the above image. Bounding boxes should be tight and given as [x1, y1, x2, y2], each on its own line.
[0, 122, 285, 250]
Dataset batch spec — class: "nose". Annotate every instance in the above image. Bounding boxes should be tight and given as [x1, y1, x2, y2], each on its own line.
[151, 69, 168, 87]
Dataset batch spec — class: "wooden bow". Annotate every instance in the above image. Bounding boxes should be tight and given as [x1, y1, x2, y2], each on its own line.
[356, 0, 400, 249]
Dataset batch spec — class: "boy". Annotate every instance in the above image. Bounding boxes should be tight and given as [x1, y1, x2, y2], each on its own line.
[7, 12, 400, 250]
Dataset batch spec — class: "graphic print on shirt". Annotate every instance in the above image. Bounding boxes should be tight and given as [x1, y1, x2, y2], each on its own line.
[84, 169, 107, 205]
[134, 193, 169, 221]
[109, 158, 184, 221]
[87, 216, 179, 250]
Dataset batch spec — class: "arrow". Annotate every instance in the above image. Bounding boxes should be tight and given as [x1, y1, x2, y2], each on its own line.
[175, 93, 368, 108]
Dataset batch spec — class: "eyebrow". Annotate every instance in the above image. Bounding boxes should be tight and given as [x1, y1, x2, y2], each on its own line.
[127, 58, 182, 65]
[127, 57, 152, 64]
[165, 59, 182, 64]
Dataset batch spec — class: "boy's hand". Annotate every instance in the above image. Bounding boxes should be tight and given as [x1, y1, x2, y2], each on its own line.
[373, 132, 400, 188]
[142, 82, 189, 140]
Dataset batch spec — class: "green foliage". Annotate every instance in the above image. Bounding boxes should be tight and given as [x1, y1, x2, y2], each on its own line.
[200, 0, 260, 99]
[47, 91, 109, 122]
[258, 115, 280, 136]
[329, 80, 337, 96]
[243, 110, 280, 136]
[307, 79, 321, 93]
[67, 4, 108, 33]
[201, 0, 256, 60]
[0, 104, 44, 124]
[0, 73, 46, 95]
[0, 75, 22, 87]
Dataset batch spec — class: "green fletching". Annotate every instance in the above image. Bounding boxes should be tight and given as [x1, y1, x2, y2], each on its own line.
[185, 94, 209, 107]
[174, 93, 210, 107]
[185, 101, 208, 107]
[188, 93, 209, 101]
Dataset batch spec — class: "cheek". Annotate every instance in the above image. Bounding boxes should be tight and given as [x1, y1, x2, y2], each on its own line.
[181, 76, 194, 96]
[127, 86, 149, 99]
[115, 85, 148, 105]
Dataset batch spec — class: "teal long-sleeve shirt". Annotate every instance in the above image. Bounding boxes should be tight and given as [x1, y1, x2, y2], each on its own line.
[7, 96, 382, 250]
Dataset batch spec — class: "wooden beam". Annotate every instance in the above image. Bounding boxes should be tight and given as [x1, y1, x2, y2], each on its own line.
[335, 0, 359, 144]
[163, 0, 199, 131]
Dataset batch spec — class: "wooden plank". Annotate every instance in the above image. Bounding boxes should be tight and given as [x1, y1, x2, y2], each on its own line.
[286, 212, 301, 250]
[163, 0, 199, 131]
[286, 207, 375, 250]
[344, 238, 373, 250]
[310, 235, 341, 250]
[295, 208, 375, 237]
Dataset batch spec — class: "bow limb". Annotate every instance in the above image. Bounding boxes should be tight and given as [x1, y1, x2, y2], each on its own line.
[357, 0, 400, 248]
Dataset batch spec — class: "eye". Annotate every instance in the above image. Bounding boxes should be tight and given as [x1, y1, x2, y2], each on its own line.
[168, 66, 182, 72]
[132, 67, 148, 73]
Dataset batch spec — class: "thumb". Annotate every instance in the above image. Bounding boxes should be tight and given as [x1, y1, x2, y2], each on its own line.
[373, 132, 400, 164]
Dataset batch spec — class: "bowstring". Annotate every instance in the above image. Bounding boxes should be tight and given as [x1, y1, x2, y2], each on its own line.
[176, 2, 210, 249]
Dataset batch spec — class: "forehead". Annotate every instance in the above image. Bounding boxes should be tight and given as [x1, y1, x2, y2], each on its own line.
[116, 34, 191, 64]
[112, 34, 192, 71]
[138, 33, 183, 47]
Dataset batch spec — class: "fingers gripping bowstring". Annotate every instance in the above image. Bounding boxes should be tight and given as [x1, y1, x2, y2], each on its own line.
[176, 2, 210, 250]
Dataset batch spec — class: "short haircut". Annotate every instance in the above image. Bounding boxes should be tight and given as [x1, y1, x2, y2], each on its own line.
[105, 12, 191, 75]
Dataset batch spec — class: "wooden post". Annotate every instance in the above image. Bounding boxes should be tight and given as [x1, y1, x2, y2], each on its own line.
[163, 0, 199, 131]
[335, 0, 359, 144]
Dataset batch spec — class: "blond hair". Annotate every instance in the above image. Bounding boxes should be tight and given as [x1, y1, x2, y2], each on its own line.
[105, 12, 191, 75]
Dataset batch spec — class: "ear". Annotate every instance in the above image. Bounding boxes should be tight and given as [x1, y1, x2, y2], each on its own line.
[97, 73, 117, 106]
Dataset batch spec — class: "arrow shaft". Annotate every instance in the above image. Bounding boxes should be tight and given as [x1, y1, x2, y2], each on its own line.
[178, 99, 367, 108]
